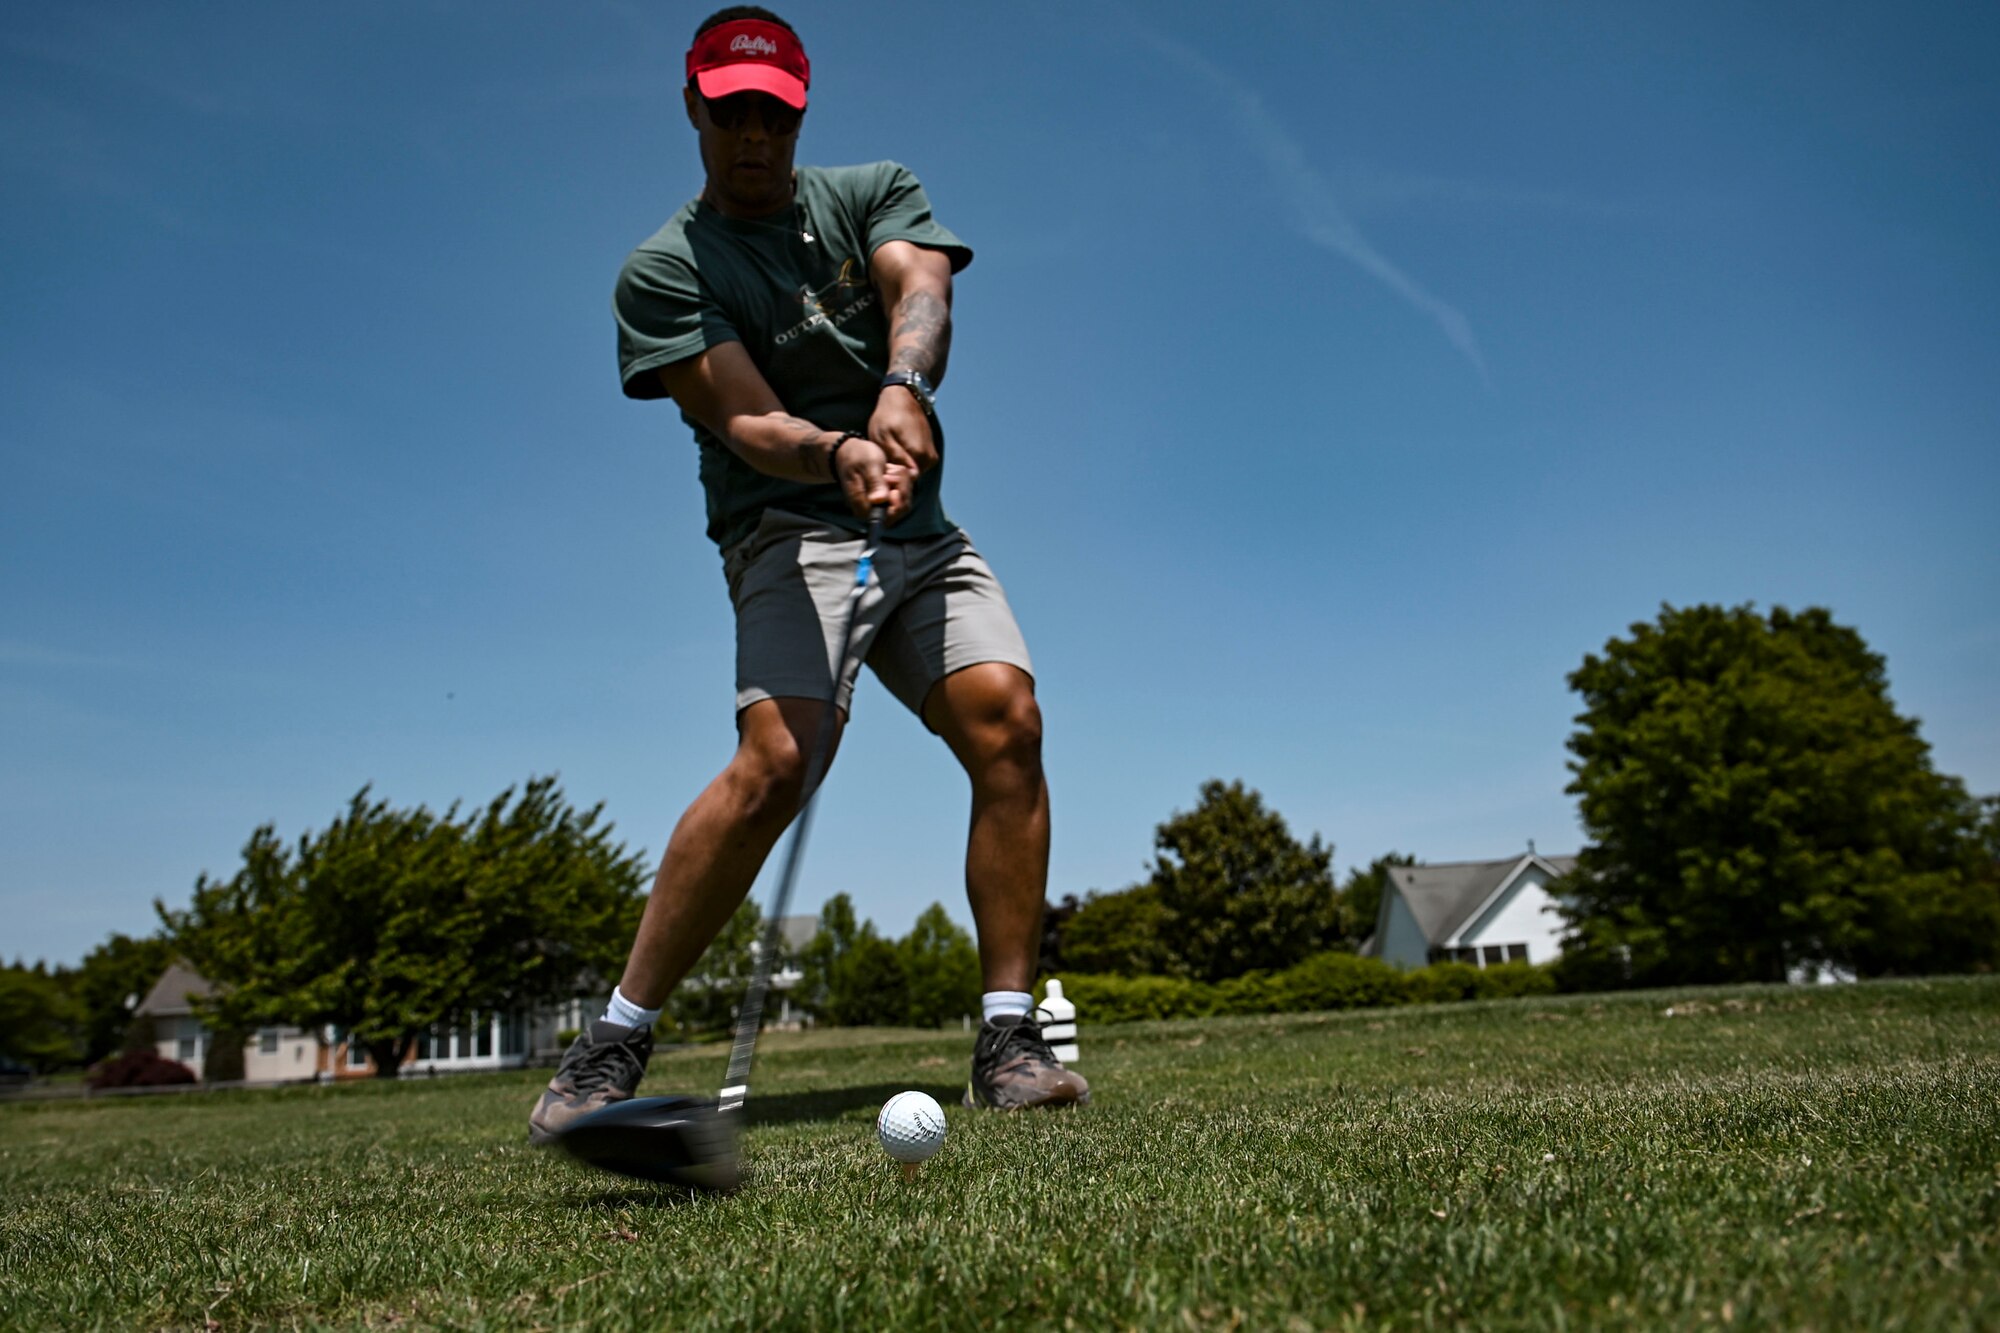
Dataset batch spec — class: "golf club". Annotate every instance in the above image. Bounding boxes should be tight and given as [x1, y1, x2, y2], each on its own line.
[557, 505, 886, 1191]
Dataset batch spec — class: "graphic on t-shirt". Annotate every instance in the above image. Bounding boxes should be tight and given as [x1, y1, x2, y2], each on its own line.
[778, 258, 874, 345]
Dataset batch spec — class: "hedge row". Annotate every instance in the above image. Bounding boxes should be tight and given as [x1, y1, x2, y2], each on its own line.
[1042, 952, 1555, 1025]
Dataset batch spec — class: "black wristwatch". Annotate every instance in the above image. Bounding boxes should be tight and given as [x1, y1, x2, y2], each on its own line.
[881, 370, 937, 417]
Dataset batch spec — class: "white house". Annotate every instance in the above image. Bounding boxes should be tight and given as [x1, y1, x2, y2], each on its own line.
[1363, 853, 1577, 969]
[128, 913, 826, 1082]
[768, 913, 821, 1028]
[132, 961, 212, 1074]
[399, 1007, 573, 1077]
[133, 961, 319, 1081]
[135, 961, 596, 1082]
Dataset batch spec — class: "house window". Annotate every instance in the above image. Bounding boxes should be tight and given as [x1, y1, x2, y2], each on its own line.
[1460, 943, 1530, 967]
[475, 1013, 493, 1059]
[500, 1012, 525, 1057]
[259, 1028, 280, 1055]
[177, 1036, 196, 1063]
[348, 1039, 368, 1070]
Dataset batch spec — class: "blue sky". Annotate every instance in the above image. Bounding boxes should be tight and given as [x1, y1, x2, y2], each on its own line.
[5, 1, 1996, 968]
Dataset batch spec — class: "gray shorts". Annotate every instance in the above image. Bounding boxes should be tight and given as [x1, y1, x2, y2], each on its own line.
[721, 508, 1034, 723]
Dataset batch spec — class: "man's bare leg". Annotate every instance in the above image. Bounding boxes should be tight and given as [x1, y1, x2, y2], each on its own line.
[928, 662, 1086, 1108]
[617, 696, 843, 1009]
[528, 696, 842, 1141]
[925, 662, 1049, 992]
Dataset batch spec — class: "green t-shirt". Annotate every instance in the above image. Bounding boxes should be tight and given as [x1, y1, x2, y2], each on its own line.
[615, 162, 973, 550]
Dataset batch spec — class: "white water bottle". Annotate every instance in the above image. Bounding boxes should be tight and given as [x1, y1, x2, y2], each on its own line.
[1037, 978, 1079, 1065]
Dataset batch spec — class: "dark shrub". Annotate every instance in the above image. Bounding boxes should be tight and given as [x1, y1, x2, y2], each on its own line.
[1551, 940, 1634, 993]
[203, 1028, 246, 1083]
[88, 1049, 198, 1089]
[120, 1013, 157, 1054]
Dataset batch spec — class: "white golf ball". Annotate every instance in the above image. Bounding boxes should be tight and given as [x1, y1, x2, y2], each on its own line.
[876, 1090, 947, 1164]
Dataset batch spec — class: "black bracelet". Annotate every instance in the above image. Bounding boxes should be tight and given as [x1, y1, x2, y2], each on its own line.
[828, 430, 864, 481]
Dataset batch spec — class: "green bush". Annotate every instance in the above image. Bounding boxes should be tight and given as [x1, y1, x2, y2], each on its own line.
[1055, 974, 1219, 1024]
[1403, 961, 1484, 1004]
[1271, 951, 1409, 1010]
[1214, 970, 1281, 1015]
[1470, 961, 1558, 999]
[1049, 951, 1559, 1024]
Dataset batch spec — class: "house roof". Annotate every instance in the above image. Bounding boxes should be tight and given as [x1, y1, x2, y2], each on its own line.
[775, 914, 820, 953]
[1385, 854, 1577, 947]
[133, 961, 214, 1018]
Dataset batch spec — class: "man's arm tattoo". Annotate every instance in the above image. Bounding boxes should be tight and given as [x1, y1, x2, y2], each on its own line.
[888, 291, 951, 379]
[783, 416, 836, 480]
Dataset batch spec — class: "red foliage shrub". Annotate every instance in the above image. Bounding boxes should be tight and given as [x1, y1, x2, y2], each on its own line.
[88, 1048, 198, 1089]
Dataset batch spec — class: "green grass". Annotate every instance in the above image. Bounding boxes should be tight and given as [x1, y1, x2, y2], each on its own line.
[4, 978, 1997, 1331]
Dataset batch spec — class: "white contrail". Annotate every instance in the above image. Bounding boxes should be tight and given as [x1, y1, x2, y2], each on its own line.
[1136, 25, 1488, 382]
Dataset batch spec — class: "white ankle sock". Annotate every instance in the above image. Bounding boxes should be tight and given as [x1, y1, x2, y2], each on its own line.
[982, 991, 1033, 1024]
[603, 986, 662, 1030]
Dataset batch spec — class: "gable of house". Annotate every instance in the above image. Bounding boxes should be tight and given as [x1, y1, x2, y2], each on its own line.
[1374, 888, 1431, 968]
[1451, 855, 1576, 964]
[1371, 854, 1577, 969]
[133, 961, 213, 1019]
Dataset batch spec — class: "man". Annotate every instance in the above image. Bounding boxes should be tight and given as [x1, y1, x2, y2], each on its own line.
[529, 6, 1087, 1143]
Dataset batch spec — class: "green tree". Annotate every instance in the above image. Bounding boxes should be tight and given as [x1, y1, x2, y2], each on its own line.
[1146, 780, 1340, 982]
[1060, 885, 1173, 975]
[799, 895, 949, 1027]
[898, 903, 980, 1028]
[202, 1023, 247, 1083]
[1339, 853, 1417, 947]
[67, 932, 175, 1065]
[0, 961, 81, 1072]
[794, 892, 859, 1021]
[1559, 603, 1997, 984]
[664, 898, 761, 1038]
[1037, 893, 1080, 975]
[159, 777, 646, 1076]
[825, 924, 906, 1026]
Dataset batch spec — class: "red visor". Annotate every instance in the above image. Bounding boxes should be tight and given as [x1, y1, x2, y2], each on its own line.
[685, 19, 810, 109]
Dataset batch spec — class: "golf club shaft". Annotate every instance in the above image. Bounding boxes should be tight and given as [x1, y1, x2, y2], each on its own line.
[718, 505, 885, 1112]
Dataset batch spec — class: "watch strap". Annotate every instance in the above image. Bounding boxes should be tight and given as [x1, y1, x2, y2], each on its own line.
[881, 370, 937, 415]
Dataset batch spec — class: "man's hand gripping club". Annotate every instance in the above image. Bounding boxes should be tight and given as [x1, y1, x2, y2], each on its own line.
[654, 341, 915, 525]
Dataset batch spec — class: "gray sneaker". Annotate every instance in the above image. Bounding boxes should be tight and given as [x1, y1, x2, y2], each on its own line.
[964, 1014, 1090, 1111]
[528, 1019, 654, 1145]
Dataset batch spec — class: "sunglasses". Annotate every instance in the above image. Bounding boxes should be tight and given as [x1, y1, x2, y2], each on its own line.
[701, 93, 803, 136]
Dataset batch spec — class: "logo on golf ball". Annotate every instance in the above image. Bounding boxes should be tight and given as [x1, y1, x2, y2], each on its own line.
[876, 1090, 947, 1164]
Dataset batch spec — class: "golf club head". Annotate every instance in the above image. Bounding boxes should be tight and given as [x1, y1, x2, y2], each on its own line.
[554, 1095, 740, 1193]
